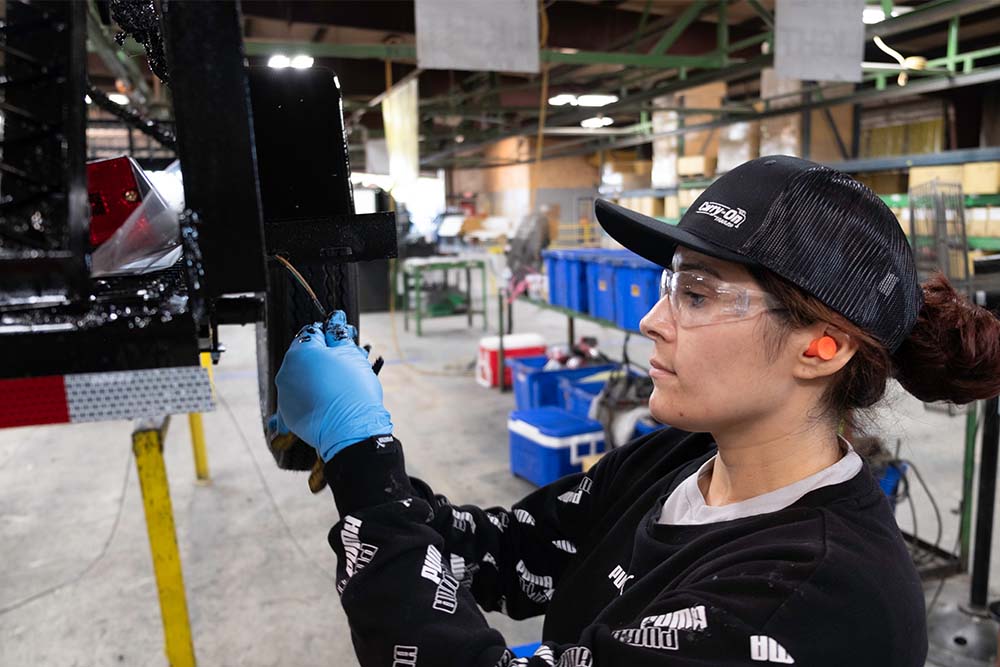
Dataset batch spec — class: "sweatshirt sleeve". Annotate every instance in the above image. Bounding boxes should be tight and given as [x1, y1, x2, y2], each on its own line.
[325, 435, 611, 621]
[324, 436, 784, 667]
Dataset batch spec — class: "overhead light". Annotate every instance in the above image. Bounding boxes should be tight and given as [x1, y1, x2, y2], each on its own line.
[576, 94, 618, 107]
[268, 54, 290, 69]
[107, 93, 129, 105]
[580, 116, 613, 129]
[548, 93, 578, 106]
[84, 94, 92, 105]
[290, 54, 314, 69]
[862, 4, 913, 24]
[455, 134, 465, 143]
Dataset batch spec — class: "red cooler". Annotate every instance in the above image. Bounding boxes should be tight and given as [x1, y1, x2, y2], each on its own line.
[476, 334, 546, 388]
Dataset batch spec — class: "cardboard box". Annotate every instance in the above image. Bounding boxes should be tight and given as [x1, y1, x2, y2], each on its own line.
[857, 171, 908, 195]
[632, 196, 664, 218]
[760, 114, 801, 158]
[677, 82, 725, 159]
[664, 195, 680, 220]
[717, 121, 760, 173]
[909, 165, 963, 189]
[966, 208, 988, 237]
[677, 155, 717, 177]
[963, 162, 1000, 195]
[678, 187, 704, 209]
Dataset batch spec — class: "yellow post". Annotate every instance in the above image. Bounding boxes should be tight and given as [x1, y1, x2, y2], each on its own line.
[132, 417, 196, 667]
[188, 352, 214, 482]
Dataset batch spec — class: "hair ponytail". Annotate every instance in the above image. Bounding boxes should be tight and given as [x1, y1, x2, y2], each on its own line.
[891, 273, 1000, 404]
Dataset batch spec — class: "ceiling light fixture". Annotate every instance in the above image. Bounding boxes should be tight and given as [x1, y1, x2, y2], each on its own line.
[548, 93, 578, 106]
[290, 54, 314, 69]
[107, 93, 129, 105]
[862, 4, 914, 24]
[576, 94, 619, 107]
[268, 54, 291, 69]
[580, 116, 613, 129]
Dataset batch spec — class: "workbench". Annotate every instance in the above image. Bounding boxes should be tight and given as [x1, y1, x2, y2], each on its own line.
[401, 256, 489, 336]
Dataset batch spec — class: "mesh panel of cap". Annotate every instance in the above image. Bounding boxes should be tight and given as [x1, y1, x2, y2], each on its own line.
[740, 167, 923, 352]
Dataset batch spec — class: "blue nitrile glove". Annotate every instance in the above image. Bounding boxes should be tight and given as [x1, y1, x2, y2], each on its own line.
[275, 311, 393, 461]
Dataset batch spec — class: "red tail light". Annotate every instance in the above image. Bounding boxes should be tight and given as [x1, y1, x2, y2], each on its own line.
[86, 156, 150, 247]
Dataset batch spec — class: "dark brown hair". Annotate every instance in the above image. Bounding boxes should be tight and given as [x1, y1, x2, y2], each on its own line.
[749, 267, 1000, 433]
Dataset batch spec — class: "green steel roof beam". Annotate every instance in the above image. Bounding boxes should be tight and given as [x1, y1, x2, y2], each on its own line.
[747, 0, 773, 27]
[244, 40, 728, 70]
[717, 1, 729, 62]
[541, 49, 724, 68]
[648, 1, 709, 56]
[947, 15, 960, 72]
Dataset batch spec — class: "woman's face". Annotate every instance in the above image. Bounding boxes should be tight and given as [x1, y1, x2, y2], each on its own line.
[640, 248, 794, 433]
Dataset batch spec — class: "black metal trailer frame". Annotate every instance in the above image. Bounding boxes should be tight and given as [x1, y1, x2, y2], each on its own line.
[0, 0, 396, 470]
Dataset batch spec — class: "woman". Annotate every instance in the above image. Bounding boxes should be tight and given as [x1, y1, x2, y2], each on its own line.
[275, 155, 1000, 666]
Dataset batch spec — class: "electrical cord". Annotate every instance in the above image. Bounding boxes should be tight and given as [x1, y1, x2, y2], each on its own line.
[274, 255, 326, 319]
[0, 447, 131, 617]
[217, 391, 337, 581]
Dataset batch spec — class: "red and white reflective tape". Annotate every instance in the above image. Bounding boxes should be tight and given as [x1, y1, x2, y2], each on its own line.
[0, 366, 215, 429]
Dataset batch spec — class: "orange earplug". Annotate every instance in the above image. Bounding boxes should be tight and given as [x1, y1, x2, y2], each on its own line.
[805, 336, 838, 360]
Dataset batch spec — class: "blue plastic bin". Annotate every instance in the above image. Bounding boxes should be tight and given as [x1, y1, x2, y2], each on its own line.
[876, 461, 907, 503]
[559, 379, 605, 418]
[634, 419, 666, 437]
[509, 356, 618, 410]
[509, 407, 605, 485]
[542, 249, 567, 308]
[563, 249, 590, 313]
[559, 367, 646, 419]
[544, 249, 590, 312]
[584, 250, 629, 323]
[615, 254, 662, 331]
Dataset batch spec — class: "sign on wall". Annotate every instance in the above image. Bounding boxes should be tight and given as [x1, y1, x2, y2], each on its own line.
[775, 0, 865, 83]
[381, 78, 419, 188]
[415, 0, 539, 73]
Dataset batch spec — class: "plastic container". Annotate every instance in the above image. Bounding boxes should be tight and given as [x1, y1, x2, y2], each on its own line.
[509, 356, 618, 410]
[559, 379, 605, 419]
[562, 248, 590, 313]
[615, 254, 662, 331]
[508, 407, 605, 486]
[584, 250, 628, 323]
[542, 249, 568, 308]
[476, 334, 547, 388]
[634, 418, 666, 437]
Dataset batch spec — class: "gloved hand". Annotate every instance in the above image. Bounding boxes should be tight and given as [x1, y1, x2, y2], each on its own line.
[275, 310, 393, 462]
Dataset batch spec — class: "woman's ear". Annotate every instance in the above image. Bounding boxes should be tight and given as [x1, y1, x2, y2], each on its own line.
[792, 325, 858, 380]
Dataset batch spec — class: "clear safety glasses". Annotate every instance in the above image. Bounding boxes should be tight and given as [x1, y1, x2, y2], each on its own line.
[658, 268, 784, 328]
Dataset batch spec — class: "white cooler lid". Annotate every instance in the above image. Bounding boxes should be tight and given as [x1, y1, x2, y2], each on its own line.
[479, 333, 545, 351]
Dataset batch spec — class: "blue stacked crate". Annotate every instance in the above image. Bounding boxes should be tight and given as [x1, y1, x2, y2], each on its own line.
[562, 249, 590, 313]
[584, 249, 629, 323]
[509, 356, 618, 410]
[508, 407, 606, 485]
[614, 254, 662, 331]
[542, 249, 567, 307]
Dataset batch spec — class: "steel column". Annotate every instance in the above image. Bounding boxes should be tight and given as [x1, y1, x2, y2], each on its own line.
[133, 416, 196, 667]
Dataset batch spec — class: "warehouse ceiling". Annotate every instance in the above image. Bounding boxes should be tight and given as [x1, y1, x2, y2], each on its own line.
[86, 0, 1000, 171]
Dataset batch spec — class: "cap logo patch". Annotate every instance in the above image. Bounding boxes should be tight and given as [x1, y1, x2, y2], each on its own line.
[696, 201, 747, 229]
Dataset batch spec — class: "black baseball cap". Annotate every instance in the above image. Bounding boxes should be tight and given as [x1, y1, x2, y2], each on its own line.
[594, 155, 923, 352]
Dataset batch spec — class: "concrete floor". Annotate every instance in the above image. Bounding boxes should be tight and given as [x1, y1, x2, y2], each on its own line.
[2, 289, 999, 665]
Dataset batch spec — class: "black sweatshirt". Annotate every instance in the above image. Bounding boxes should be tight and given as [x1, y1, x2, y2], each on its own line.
[323, 428, 927, 667]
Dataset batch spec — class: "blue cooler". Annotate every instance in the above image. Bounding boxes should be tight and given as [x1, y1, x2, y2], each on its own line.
[615, 254, 662, 331]
[509, 407, 605, 485]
